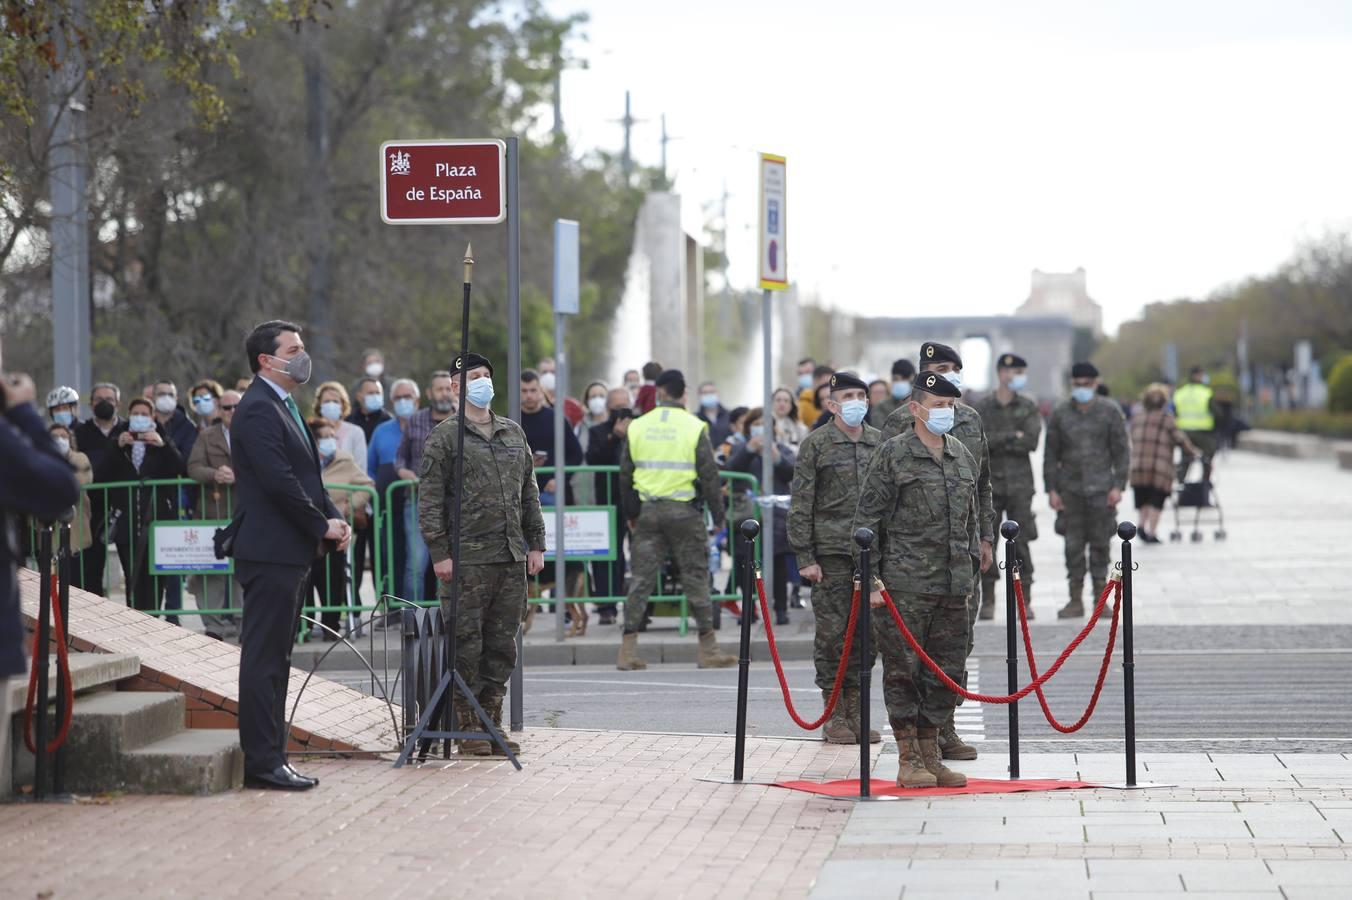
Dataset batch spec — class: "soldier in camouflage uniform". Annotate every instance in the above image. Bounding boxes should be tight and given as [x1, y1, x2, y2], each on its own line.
[854, 372, 978, 788]
[869, 358, 915, 427]
[418, 352, 546, 755]
[973, 353, 1042, 620]
[1043, 362, 1130, 619]
[617, 369, 736, 671]
[787, 371, 882, 745]
[881, 342, 992, 762]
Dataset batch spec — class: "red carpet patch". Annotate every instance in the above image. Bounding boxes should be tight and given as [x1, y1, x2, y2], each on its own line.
[774, 777, 1098, 798]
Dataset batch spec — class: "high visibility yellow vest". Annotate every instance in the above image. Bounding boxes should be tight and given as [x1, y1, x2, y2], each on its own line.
[1174, 383, 1214, 431]
[627, 404, 707, 501]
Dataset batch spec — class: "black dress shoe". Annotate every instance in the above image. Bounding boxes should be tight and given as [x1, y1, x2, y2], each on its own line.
[283, 764, 319, 786]
[244, 766, 316, 791]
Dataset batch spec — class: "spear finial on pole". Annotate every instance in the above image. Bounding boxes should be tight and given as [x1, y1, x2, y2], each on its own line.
[464, 243, 474, 285]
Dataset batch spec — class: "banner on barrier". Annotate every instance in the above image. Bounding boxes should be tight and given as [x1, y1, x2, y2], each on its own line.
[151, 522, 234, 574]
[540, 506, 616, 561]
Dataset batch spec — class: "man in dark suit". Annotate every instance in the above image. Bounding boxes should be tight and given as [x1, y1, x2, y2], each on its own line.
[229, 321, 350, 791]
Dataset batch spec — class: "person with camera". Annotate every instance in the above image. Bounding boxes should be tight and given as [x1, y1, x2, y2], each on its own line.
[585, 387, 635, 625]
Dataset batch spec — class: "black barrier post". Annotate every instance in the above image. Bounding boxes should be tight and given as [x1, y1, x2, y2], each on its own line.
[732, 519, 760, 782]
[1118, 521, 1137, 787]
[853, 528, 875, 799]
[1001, 520, 1021, 781]
[54, 523, 72, 795]
[33, 526, 53, 800]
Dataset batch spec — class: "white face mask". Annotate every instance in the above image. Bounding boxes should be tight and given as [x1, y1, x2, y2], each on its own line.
[53, 437, 71, 456]
[539, 372, 557, 392]
[588, 396, 607, 417]
[365, 361, 384, 378]
[154, 394, 177, 415]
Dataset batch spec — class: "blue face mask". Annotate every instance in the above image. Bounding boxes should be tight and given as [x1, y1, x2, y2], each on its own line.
[798, 374, 813, 391]
[320, 400, 343, 421]
[129, 414, 154, 433]
[1071, 386, 1096, 404]
[466, 377, 495, 409]
[923, 407, 955, 436]
[838, 399, 868, 428]
[363, 393, 384, 413]
[193, 396, 216, 416]
[1009, 374, 1028, 392]
[750, 424, 765, 439]
[941, 371, 963, 389]
[317, 437, 338, 458]
[891, 380, 911, 400]
[393, 398, 416, 419]
[52, 410, 74, 427]
[699, 393, 719, 409]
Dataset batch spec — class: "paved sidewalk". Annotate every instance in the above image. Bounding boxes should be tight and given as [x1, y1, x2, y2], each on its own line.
[814, 751, 1352, 899]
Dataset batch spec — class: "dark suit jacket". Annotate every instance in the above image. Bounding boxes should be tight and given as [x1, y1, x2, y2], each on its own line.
[229, 377, 339, 566]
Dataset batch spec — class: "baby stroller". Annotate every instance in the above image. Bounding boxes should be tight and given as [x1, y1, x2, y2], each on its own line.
[1169, 458, 1226, 543]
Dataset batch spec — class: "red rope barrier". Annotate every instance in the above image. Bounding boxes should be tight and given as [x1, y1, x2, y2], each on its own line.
[1016, 575, 1121, 732]
[24, 571, 75, 754]
[878, 578, 1119, 704]
[755, 574, 859, 730]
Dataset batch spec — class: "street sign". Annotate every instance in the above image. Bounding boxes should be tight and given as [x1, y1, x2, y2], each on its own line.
[151, 522, 233, 575]
[380, 139, 506, 224]
[758, 153, 787, 291]
[553, 219, 580, 314]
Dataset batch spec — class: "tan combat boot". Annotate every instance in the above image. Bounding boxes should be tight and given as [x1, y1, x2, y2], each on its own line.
[842, 686, 881, 744]
[696, 631, 737, 668]
[617, 632, 648, 670]
[937, 714, 978, 760]
[894, 723, 938, 788]
[978, 594, 995, 620]
[917, 724, 968, 787]
[454, 702, 490, 757]
[822, 690, 855, 744]
[468, 697, 521, 756]
[1057, 585, 1084, 619]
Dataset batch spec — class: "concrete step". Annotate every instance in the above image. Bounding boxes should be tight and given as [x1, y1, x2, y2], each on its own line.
[5, 652, 141, 709]
[123, 729, 243, 795]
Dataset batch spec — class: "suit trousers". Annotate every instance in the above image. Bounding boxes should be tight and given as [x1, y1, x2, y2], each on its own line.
[237, 558, 309, 775]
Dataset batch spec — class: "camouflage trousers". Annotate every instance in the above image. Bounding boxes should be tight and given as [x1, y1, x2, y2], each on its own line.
[873, 591, 970, 728]
[980, 490, 1037, 612]
[812, 555, 877, 691]
[624, 500, 714, 634]
[438, 561, 527, 706]
[1061, 491, 1116, 588]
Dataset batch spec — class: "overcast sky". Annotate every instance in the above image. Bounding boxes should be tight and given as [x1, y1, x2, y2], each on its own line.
[548, 0, 1352, 334]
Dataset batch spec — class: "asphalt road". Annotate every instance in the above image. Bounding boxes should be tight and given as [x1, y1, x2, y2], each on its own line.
[326, 623, 1352, 754]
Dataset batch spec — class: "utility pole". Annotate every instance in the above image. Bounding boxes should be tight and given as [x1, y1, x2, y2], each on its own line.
[660, 115, 669, 183]
[303, 22, 336, 378]
[49, 0, 92, 401]
[616, 91, 640, 180]
[552, 49, 564, 139]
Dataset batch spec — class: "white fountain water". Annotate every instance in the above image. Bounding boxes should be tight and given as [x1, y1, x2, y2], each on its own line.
[604, 202, 655, 383]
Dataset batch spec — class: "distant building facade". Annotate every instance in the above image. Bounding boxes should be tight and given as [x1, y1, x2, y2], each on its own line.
[1017, 268, 1103, 337]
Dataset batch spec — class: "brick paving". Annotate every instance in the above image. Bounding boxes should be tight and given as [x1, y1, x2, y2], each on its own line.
[1, 729, 870, 899]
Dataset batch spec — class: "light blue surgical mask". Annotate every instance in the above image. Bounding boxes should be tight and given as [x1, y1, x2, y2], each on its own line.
[52, 410, 74, 427]
[393, 398, 416, 419]
[839, 399, 868, 428]
[466, 377, 495, 409]
[320, 400, 343, 421]
[941, 371, 963, 389]
[363, 393, 384, 413]
[891, 380, 911, 400]
[193, 396, 216, 416]
[317, 437, 338, 458]
[129, 414, 154, 433]
[797, 374, 813, 391]
[1009, 374, 1028, 392]
[1071, 386, 1095, 404]
[750, 424, 765, 439]
[699, 393, 719, 409]
[923, 407, 955, 436]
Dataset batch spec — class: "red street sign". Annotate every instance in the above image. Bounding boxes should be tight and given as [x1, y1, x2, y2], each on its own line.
[380, 139, 506, 224]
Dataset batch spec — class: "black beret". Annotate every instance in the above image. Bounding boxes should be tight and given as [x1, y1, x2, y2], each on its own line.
[920, 342, 962, 368]
[1071, 362, 1099, 379]
[828, 371, 868, 393]
[914, 371, 962, 399]
[891, 358, 916, 378]
[655, 368, 686, 389]
[454, 352, 494, 377]
[997, 353, 1028, 369]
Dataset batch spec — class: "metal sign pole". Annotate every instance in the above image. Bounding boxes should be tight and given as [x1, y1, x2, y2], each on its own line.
[507, 137, 525, 731]
[553, 309, 567, 642]
[760, 290, 774, 609]
[1002, 520, 1021, 780]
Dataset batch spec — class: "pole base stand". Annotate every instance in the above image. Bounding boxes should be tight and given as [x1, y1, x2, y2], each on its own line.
[1096, 782, 1177, 791]
[695, 776, 781, 786]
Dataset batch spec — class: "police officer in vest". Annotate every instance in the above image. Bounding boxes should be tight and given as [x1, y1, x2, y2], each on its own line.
[1173, 366, 1216, 484]
[617, 369, 737, 671]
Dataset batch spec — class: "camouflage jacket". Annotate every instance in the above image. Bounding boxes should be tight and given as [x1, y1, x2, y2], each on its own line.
[881, 400, 994, 542]
[418, 412, 546, 565]
[852, 429, 980, 596]
[971, 392, 1042, 498]
[618, 401, 726, 527]
[870, 395, 902, 428]
[1043, 396, 1130, 496]
[787, 420, 882, 566]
